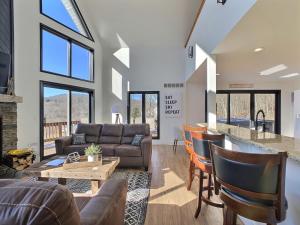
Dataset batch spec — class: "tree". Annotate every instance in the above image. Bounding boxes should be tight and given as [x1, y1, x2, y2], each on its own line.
[131, 107, 141, 124]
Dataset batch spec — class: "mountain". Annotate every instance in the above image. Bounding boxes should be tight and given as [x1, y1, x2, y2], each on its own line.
[44, 93, 89, 123]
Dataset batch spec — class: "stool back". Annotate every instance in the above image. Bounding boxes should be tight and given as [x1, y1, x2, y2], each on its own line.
[210, 144, 288, 221]
[182, 125, 207, 154]
[191, 132, 225, 161]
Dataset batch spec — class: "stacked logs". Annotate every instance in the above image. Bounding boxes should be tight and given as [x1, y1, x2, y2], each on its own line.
[4, 153, 34, 171]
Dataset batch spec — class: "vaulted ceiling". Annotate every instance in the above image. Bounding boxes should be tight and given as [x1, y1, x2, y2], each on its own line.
[80, 0, 202, 48]
[214, 0, 300, 83]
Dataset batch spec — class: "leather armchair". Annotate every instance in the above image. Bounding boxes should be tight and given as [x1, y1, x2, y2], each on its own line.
[0, 179, 127, 225]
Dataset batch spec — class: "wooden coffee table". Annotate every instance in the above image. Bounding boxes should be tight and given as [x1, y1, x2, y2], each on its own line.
[23, 156, 120, 194]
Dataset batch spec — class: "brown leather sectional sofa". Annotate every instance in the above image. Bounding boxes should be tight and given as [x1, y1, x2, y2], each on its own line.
[0, 179, 127, 225]
[55, 123, 152, 170]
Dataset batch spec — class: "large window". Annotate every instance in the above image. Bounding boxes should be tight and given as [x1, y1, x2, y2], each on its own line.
[213, 90, 281, 134]
[41, 25, 94, 81]
[128, 91, 160, 139]
[40, 0, 93, 40]
[40, 81, 94, 159]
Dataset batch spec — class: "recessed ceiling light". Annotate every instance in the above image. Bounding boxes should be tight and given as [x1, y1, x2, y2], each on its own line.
[254, 47, 264, 52]
[280, 73, 300, 79]
[260, 64, 287, 76]
[216, 73, 221, 76]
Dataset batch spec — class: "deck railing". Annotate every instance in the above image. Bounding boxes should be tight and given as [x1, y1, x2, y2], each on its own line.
[44, 121, 80, 142]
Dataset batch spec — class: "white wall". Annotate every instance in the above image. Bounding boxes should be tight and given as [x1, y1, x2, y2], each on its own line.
[185, 0, 256, 81]
[217, 79, 298, 137]
[101, 45, 185, 145]
[14, 0, 103, 159]
[185, 63, 207, 125]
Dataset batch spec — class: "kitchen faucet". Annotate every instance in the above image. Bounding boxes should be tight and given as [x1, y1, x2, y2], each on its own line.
[255, 109, 266, 132]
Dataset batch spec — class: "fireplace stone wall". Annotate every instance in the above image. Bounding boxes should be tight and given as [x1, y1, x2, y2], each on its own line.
[1, 102, 17, 158]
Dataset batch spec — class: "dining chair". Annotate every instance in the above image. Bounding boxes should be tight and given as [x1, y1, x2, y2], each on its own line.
[182, 125, 207, 190]
[191, 131, 225, 218]
[210, 144, 288, 225]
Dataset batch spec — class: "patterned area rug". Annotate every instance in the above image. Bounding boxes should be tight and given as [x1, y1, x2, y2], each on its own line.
[0, 166, 151, 225]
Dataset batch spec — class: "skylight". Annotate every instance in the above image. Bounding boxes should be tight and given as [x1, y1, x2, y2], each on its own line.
[259, 64, 287, 76]
[41, 0, 92, 40]
[280, 73, 300, 79]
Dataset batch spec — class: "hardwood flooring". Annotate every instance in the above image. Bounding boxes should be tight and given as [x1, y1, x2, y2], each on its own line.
[144, 145, 243, 225]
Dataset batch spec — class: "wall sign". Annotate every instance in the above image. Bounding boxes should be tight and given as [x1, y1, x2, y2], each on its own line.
[164, 92, 182, 118]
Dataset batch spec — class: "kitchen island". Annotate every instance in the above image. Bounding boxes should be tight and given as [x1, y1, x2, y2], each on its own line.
[199, 123, 300, 225]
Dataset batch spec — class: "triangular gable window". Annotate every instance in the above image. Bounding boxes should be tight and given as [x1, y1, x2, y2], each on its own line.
[41, 0, 93, 40]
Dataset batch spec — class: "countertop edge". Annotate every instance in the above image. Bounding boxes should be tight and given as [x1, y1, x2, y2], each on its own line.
[200, 123, 300, 162]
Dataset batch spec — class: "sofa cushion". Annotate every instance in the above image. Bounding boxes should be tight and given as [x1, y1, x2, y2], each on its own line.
[0, 180, 80, 225]
[131, 134, 144, 146]
[115, 145, 142, 157]
[121, 124, 150, 144]
[100, 144, 119, 156]
[76, 124, 102, 143]
[72, 133, 86, 145]
[64, 144, 91, 155]
[99, 124, 123, 144]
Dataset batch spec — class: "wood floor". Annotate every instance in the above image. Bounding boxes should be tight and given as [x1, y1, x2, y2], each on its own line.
[144, 145, 242, 225]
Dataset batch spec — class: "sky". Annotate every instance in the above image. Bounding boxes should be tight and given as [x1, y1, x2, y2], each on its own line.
[44, 87, 89, 97]
[42, 0, 91, 81]
[42, 0, 79, 32]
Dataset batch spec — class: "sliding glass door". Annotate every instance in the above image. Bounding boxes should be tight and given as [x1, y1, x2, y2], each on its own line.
[128, 91, 160, 139]
[230, 93, 251, 128]
[214, 90, 281, 134]
[40, 82, 94, 159]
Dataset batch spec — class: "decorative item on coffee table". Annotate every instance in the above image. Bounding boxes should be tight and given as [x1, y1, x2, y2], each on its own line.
[63, 146, 103, 170]
[85, 144, 102, 163]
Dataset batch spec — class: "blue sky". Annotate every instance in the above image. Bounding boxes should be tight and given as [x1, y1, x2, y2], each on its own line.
[44, 87, 67, 97]
[44, 88, 89, 97]
[42, 0, 90, 80]
[42, 0, 79, 32]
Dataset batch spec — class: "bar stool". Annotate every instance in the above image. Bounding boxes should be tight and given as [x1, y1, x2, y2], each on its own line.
[183, 125, 207, 190]
[210, 144, 288, 225]
[191, 131, 225, 218]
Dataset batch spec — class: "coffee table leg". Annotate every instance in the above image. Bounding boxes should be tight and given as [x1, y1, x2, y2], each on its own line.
[37, 177, 49, 182]
[58, 178, 67, 185]
[91, 180, 101, 194]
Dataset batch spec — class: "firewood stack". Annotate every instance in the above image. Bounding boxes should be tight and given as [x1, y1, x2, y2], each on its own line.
[4, 150, 35, 171]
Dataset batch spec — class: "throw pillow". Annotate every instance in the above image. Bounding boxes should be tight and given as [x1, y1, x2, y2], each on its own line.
[131, 134, 144, 146]
[72, 133, 86, 145]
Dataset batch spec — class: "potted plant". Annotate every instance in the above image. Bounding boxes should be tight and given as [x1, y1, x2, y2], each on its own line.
[84, 144, 102, 163]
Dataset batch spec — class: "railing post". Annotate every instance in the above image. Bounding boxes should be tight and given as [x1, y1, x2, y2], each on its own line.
[58, 123, 62, 137]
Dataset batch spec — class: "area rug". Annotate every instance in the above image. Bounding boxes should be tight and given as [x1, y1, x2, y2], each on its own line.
[0, 167, 151, 225]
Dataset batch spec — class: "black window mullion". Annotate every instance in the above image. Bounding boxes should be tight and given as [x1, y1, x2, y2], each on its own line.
[250, 93, 255, 122]
[142, 94, 146, 123]
[227, 93, 230, 124]
[69, 42, 72, 77]
[69, 90, 72, 134]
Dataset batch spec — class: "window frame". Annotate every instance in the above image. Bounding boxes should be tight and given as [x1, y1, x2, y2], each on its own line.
[40, 81, 95, 160]
[40, 24, 94, 82]
[39, 0, 94, 41]
[127, 91, 160, 140]
[205, 90, 281, 134]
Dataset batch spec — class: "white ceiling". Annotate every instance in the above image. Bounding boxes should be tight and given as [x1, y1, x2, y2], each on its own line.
[80, 0, 202, 48]
[214, 0, 300, 83]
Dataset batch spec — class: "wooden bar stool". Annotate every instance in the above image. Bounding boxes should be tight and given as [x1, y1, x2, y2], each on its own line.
[183, 125, 207, 190]
[191, 131, 225, 218]
[210, 144, 288, 225]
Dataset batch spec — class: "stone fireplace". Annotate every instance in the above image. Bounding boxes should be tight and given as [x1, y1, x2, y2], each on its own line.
[0, 94, 22, 161]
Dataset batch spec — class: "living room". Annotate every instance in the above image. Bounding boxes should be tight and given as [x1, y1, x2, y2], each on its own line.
[0, 0, 299, 225]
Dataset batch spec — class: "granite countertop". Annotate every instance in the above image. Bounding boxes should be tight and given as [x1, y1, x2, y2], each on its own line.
[198, 123, 300, 162]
